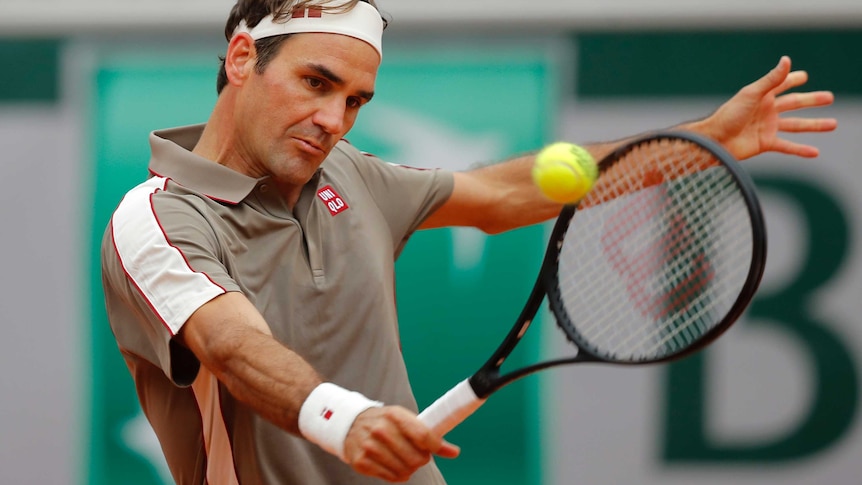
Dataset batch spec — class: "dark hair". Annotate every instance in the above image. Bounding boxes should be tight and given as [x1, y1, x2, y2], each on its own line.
[216, 0, 386, 94]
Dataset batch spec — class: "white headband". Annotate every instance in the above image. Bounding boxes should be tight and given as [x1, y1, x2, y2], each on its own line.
[233, 2, 383, 59]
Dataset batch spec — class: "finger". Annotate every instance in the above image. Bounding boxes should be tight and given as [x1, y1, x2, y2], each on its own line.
[747, 55, 792, 97]
[770, 138, 821, 158]
[345, 408, 428, 479]
[436, 439, 461, 459]
[355, 438, 424, 482]
[778, 117, 838, 133]
[348, 430, 430, 483]
[772, 70, 809, 95]
[377, 429, 432, 472]
[775, 91, 836, 113]
[389, 413, 460, 461]
[401, 418, 452, 455]
[361, 417, 432, 472]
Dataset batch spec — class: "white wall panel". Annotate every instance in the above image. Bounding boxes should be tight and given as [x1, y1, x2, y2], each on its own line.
[1, 0, 861, 35]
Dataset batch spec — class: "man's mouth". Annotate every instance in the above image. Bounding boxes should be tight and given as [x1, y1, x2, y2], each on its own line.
[295, 137, 327, 155]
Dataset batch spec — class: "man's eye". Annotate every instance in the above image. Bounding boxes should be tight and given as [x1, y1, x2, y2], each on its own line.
[307, 78, 323, 88]
[347, 97, 362, 109]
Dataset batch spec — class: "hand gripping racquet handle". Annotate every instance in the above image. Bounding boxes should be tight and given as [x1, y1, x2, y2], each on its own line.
[417, 379, 487, 436]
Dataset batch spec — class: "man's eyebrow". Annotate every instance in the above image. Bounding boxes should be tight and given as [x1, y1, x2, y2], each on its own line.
[308, 63, 375, 101]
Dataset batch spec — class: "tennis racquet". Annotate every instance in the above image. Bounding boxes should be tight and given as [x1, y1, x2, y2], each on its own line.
[418, 130, 767, 436]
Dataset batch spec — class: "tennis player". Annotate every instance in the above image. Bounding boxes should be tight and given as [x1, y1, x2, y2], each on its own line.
[100, 0, 837, 483]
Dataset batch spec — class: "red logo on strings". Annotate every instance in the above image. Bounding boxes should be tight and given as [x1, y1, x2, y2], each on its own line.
[318, 185, 349, 216]
[322, 408, 334, 420]
[601, 183, 714, 319]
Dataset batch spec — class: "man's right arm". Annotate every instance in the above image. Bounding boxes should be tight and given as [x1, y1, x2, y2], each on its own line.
[177, 291, 320, 434]
[176, 291, 459, 482]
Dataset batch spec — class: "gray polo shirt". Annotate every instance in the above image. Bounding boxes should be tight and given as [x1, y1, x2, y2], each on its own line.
[101, 124, 454, 485]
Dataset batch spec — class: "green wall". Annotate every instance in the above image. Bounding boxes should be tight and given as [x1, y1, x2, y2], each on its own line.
[0, 39, 59, 102]
[577, 30, 862, 98]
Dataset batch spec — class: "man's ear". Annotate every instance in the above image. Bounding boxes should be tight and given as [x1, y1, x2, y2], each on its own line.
[224, 33, 257, 87]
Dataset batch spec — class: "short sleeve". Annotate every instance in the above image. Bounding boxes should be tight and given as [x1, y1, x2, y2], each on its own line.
[101, 177, 239, 386]
[331, 143, 455, 247]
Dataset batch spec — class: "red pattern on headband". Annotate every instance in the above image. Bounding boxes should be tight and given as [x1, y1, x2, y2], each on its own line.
[292, 8, 323, 18]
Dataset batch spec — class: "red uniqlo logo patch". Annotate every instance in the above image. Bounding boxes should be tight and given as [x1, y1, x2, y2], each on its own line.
[318, 185, 349, 216]
[322, 408, 334, 420]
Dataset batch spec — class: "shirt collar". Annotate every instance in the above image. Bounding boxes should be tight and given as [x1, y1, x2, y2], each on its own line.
[148, 124, 261, 205]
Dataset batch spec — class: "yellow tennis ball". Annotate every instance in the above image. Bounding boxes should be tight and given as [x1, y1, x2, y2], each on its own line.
[532, 142, 598, 204]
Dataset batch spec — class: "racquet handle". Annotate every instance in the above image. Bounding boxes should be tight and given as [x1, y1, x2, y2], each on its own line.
[417, 379, 487, 436]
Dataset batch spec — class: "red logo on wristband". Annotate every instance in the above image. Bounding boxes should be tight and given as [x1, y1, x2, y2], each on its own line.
[322, 408, 334, 420]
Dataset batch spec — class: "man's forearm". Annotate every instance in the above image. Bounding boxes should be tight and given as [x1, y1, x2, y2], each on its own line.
[180, 291, 322, 434]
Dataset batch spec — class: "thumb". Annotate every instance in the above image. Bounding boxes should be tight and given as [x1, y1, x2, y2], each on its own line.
[435, 439, 461, 459]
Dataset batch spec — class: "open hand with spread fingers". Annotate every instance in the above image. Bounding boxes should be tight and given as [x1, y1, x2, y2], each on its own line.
[693, 55, 837, 160]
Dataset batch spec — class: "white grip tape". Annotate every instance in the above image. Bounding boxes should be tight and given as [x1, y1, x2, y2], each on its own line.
[298, 383, 383, 461]
[417, 379, 487, 436]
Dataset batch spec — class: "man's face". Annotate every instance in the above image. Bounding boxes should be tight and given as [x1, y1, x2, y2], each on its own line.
[233, 32, 379, 186]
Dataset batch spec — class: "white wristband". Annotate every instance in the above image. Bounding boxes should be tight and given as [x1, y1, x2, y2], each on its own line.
[298, 382, 383, 461]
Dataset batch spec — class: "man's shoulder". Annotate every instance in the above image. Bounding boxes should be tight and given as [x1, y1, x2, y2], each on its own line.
[329, 138, 381, 162]
[111, 175, 213, 229]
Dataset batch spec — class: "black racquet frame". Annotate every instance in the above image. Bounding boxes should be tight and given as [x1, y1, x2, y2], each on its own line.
[419, 130, 767, 434]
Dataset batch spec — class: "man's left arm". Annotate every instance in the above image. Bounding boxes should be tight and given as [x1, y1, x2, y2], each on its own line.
[421, 55, 837, 234]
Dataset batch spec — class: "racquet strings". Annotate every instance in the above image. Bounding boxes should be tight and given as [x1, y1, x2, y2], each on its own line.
[556, 137, 755, 362]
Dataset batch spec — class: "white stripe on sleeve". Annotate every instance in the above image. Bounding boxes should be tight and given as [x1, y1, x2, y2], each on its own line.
[111, 177, 227, 335]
